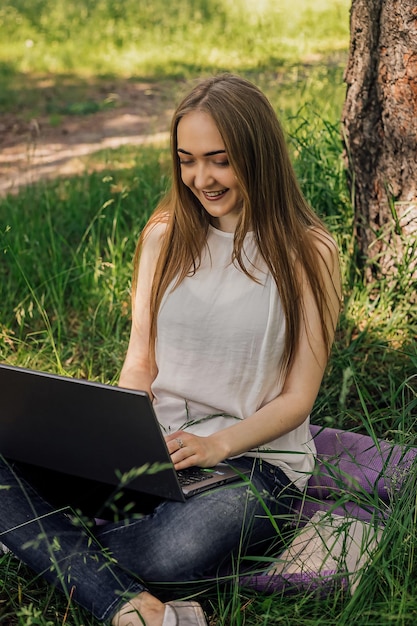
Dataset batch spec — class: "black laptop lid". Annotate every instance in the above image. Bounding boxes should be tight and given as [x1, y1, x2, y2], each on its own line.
[0, 364, 185, 504]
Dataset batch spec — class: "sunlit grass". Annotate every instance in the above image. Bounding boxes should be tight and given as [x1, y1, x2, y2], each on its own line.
[0, 0, 350, 124]
[0, 0, 349, 78]
[0, 148, 168, 381]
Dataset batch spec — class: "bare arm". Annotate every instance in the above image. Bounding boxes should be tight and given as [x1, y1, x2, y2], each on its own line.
[118, 222, 165, 396]
[166, 232, 342, 469]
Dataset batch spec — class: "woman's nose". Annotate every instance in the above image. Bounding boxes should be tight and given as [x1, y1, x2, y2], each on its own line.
[193, 163, 213, 189]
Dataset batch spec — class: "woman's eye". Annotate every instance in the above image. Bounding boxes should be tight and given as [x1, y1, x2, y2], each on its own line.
[179, 160, 193, 166]
[215, 161, 229, 167]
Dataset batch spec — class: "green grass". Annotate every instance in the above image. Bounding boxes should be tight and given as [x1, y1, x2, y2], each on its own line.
[0, 0, 349, 77]
[0, 151, 168, 381]
[0, 0, 349, 117]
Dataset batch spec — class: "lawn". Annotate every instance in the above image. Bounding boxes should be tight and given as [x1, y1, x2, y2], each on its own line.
[1, 1, 417, 624]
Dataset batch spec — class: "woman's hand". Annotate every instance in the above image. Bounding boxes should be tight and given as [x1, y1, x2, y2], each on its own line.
[165, 431, 229, 470]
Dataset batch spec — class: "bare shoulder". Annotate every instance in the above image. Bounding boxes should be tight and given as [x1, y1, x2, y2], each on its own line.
[307, 226, 342, 303]
[309, 226, 338, 256]
[142, 213, 169, 245]
[140, 213, 169, 259]
[307, 226, 340, 274]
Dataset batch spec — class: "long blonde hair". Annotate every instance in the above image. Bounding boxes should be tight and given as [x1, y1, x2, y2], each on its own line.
[134, 74, 339, 377]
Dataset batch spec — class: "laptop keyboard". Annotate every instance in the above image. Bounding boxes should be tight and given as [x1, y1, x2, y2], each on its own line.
[177, 467, 215, 486]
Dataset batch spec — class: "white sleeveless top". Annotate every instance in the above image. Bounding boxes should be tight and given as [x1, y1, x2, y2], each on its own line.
[152, 225, 315, 488]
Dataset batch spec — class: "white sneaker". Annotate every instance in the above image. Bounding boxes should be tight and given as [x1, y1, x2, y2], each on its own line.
[163, 601, 208, 626]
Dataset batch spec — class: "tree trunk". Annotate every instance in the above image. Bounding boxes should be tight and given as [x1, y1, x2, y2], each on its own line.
[342, 0, 417, 282]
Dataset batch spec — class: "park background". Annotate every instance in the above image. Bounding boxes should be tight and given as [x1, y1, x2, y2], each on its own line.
[0, 1, 416, 624]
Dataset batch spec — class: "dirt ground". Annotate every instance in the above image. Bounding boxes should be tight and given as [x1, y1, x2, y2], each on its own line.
[0, 79, 180, 196]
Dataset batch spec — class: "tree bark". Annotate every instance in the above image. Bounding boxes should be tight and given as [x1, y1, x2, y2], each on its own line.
[342, 0, 417, 281]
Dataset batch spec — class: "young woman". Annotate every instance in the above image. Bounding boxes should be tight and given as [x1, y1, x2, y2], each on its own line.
[0, 74, 341, 626]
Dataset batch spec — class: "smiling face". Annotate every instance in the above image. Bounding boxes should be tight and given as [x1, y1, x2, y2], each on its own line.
[176, 110, 243, 232]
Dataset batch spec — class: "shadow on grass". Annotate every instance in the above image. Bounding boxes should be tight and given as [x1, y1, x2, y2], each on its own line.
[0, 59, 348, 118]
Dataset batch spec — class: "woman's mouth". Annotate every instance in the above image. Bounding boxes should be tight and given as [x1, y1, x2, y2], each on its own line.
[202, 189, 228, 201]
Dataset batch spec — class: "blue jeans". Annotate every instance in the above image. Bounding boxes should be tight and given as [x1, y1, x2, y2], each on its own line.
[0, 456, 298, 623]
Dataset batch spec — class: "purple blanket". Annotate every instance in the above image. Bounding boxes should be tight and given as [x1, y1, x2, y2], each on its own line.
[241, 425, 416, 594]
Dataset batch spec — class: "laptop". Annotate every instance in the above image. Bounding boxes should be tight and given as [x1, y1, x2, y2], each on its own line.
[0, 363, 248, 516]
